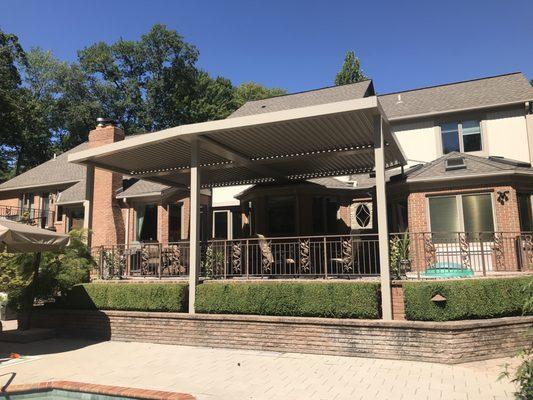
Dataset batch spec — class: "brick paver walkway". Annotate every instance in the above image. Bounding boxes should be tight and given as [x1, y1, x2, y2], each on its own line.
[0, 339, 517, 400]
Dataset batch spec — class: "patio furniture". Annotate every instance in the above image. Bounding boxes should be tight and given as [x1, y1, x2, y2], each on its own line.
[421, 262, 474, 279]
[257, 234, 295, 274]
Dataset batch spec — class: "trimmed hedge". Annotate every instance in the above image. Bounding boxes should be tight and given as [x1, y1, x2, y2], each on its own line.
[62, 283, 188, 312]
[195, 281, 381, 319]
[404, 277, 533, 321]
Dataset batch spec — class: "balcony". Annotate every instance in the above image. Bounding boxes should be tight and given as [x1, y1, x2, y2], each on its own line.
[92, 231, 533, 280]
[0, 205, 56, 229]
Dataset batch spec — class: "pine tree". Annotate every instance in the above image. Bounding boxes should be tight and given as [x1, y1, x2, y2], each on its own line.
[335, 51, 367, 85]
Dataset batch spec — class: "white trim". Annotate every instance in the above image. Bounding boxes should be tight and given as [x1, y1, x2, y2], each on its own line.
[212, 209, 232, 240]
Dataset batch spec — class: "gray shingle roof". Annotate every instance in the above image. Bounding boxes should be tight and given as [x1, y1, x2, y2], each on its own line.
[378, 72, 533, 120]
[228, 80, 374, 118]
[0, 143, 89, 192]
[56, 179, 86, 204]
[406, 152, 533, 181]
[235, 177, 357, 198]
[116, 179, 170, 199]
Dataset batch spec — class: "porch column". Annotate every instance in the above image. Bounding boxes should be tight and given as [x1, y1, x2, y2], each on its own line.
[374, 114, 393, 320]
[188, 139, 201, 313]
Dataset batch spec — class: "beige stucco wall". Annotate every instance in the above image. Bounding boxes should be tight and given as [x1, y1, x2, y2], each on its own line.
[484, 108, 531, 163]
[391, 120, 439, 165]
[212, 185, 251, 207]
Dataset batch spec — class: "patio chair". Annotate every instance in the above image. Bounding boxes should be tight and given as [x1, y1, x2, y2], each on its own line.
[257, 234, 295, 275]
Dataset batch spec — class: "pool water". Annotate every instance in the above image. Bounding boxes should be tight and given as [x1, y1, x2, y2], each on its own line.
[1, 389, 137, 400]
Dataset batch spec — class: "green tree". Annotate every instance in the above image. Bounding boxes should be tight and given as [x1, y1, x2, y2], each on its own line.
[334, 50, 367, 85]
[233, 81, 286, 108]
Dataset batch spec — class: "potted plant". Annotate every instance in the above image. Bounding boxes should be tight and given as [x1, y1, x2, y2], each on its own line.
[390, 231, 411, 279]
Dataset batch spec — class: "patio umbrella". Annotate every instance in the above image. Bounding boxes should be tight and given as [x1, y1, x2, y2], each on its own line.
[0, 219, 69, 331]
[0, 219, 69, 253]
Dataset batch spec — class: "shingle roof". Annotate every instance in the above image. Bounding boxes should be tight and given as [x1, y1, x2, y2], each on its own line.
[116, 179, 170, 199]
[405, 152, 533, 181]
[56, 179, 86, 204]
[228, 80, 375, 118]
[235, 177, 357, 198]
[0, 143, 89, 192]
[378, 72, 533, 120]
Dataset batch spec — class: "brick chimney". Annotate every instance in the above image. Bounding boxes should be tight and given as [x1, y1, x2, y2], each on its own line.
[88, 118, 126, 248]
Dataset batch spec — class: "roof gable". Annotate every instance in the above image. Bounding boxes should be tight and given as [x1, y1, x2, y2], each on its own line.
[0, 143, 89, 192]
[379, 72, 533, 120]
[228, 80, 374, 118]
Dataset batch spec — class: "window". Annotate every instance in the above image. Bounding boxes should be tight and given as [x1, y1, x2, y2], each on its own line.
[440, 120, 482, 154]
[351, 201, 373, 230]
[67, 207, 85, 232]
[518, 194, 533, 232]
[136, 204, 158, 242]
[19, 193, 34, 213]
[168, 203, 182, 242]
[213, 210, 230, 239]
[267, 196, 296, 236]
[428, 193, 494, 241]
[56, 205, 63, 222]
[41, 193, 50, 228]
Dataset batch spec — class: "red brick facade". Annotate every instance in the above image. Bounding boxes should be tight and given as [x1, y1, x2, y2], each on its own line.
[89, 125, 126, 248]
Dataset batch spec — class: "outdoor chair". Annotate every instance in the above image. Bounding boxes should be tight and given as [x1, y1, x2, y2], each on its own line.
[257, 234, 295, 275]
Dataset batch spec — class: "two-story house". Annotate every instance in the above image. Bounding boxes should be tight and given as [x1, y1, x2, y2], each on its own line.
[1, 72, 532, 277]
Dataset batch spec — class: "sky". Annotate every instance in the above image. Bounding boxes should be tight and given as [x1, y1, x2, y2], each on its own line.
[0, 0, 532, 95]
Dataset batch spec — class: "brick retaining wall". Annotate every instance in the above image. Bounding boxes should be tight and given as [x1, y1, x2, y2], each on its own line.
[30, 309, 532, 364]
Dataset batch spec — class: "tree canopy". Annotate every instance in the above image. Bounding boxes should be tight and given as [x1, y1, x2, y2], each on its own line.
[0, 25, 286, 182]
[334, 50, 367, 86]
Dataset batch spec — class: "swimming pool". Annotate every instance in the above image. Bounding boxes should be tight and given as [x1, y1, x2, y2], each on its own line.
[1, 381, 194, 400]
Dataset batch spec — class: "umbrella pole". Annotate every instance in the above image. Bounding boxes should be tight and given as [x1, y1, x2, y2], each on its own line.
[20, 252, 41, 331]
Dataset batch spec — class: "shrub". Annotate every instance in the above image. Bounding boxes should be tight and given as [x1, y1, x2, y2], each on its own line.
[403, 277, 533, 321]
[62, 283, 188, 312]
[195, 281, 380, 319]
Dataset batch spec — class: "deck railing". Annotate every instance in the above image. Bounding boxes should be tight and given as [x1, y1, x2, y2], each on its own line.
[91, 231, 533, 280]
[0, 205, 55, 229]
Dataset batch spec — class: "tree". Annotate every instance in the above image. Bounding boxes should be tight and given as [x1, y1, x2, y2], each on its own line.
[0, 30, 27, 181]
[233, 81, 286, 108]
[334, 51, 367, 86]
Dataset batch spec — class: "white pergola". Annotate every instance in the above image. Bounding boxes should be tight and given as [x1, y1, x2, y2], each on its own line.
[69, 96, 405, 320]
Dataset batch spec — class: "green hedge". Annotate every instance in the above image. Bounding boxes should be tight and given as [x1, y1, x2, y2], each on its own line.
[195, 281, 380, 319]
[63, 283, 188, 312]
[404, 277, 533, 321]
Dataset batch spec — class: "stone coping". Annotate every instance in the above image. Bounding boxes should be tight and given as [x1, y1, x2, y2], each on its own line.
[1, 380, 195, 399]
[39, 309, 533, 331]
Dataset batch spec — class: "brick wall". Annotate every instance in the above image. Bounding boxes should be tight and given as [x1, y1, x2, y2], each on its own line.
[89, 125, 126, 247]
[391, 283, 405, 321]
[30, 309, 532, 364]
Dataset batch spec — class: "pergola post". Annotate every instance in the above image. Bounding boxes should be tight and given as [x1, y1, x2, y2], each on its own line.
[374, 114, 393, 320]
[188, 139, 201, 313]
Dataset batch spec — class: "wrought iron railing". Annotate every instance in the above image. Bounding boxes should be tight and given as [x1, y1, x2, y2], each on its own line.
[0, 205, 55, 229]
[91, 231, 533, 280]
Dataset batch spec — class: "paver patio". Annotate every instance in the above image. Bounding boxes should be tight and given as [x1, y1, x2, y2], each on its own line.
[0, 338, 517, 400]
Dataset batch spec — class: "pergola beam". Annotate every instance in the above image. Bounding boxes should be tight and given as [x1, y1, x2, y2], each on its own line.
[195, 136, 287, 180]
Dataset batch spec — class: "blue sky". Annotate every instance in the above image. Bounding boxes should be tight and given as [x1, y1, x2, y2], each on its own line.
[1, 0, 531, 94]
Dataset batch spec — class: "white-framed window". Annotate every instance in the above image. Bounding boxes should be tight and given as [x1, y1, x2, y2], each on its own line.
[427, 193, 495, 240]
[350, 201, 373, 230]
[212, 210, 232, 240]
[440, 120, 482, 154]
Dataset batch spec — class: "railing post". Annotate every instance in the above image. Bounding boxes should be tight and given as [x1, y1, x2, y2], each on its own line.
[245, 239, 250, 278]
[158, 243, 162, 279]
[479, 233, 487, 277]
[223, 241, 227, 279]
[323, 237, 328, 279]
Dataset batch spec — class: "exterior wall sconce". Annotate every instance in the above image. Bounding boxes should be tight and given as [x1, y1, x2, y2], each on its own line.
[496, 191, 510, 205]
[431, 294, 447, 303]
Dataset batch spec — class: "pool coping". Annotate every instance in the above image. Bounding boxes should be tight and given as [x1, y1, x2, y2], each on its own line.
[1, 380, 195, 399]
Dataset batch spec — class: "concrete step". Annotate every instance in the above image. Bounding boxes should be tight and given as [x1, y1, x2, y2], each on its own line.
[0, 328, 56, 343]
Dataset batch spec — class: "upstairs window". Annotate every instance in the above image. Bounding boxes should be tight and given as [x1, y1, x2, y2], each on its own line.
[440, 120, 482, 154]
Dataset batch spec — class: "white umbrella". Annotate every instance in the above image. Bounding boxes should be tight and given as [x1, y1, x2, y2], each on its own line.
[0, 219, 69, 253]
[0, 219, 69, 331]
